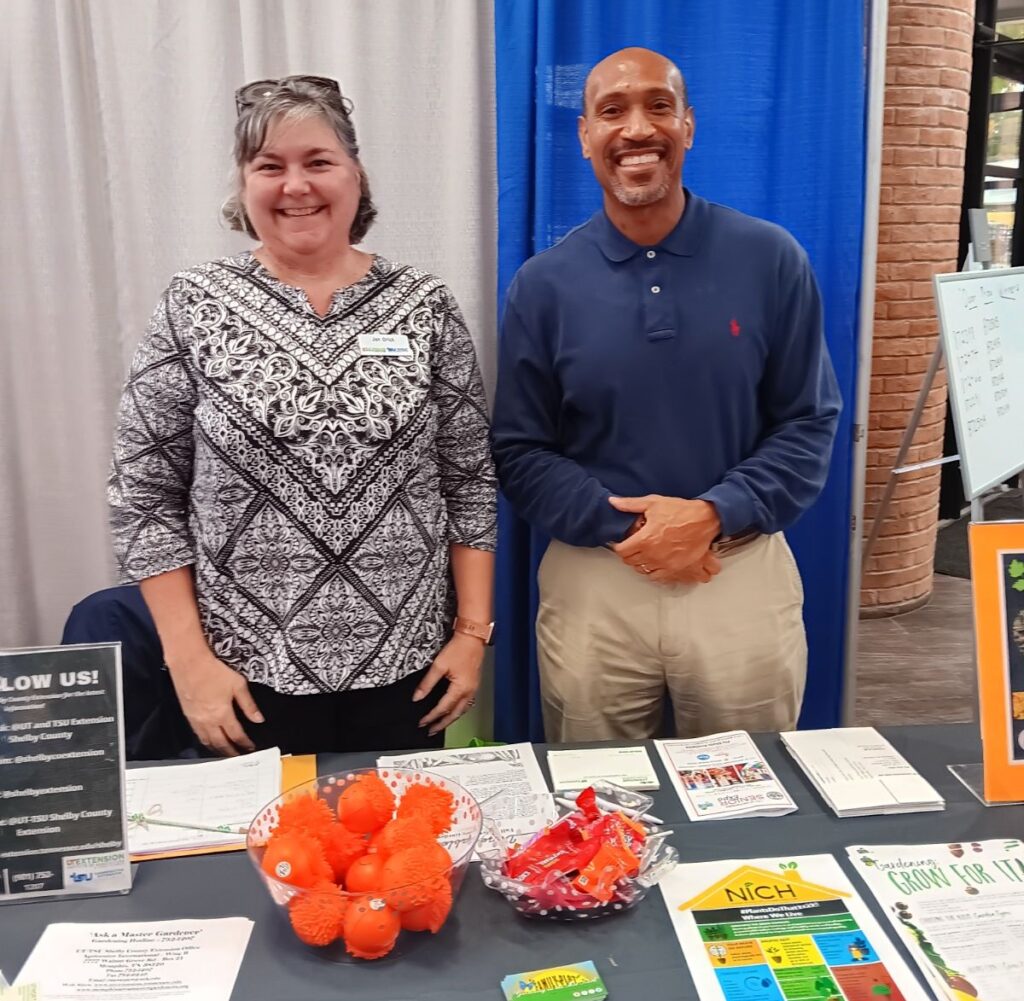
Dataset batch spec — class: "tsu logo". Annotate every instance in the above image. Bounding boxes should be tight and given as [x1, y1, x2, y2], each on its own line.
[68, 872, 93, 883]
[697, 754, 711, 761]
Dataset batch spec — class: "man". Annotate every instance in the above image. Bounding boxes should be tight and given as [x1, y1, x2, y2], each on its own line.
[491, 48, 841, 742]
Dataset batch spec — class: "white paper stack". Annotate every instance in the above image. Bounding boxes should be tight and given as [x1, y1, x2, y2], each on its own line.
[655, 730, 797, 821]
[780, 726, 944, 817]
[547, 745, 660, 791]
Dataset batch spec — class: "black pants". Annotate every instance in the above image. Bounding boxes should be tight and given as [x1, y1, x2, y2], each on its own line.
[241, 668, 449, 755]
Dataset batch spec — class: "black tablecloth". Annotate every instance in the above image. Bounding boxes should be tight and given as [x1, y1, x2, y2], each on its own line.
[1, 724, 1019, 1000]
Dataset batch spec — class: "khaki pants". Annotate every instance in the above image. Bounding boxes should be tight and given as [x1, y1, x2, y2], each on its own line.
[536, 533, 807, 742]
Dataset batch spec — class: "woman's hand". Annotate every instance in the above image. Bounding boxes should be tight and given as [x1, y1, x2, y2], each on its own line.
[413, 633, 485, 737]
[167, 651, 264, 756]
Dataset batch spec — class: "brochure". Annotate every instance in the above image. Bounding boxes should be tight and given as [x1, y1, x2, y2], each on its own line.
[547, 745, 660, 791]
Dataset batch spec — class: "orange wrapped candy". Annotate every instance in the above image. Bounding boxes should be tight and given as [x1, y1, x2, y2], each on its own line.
[379, 842, 452, 911]
[396, 781, 455, 836]
[261, 830, 333, 888]
[319, 823, 365, 882]
[275, 793, 334, 838]
[372, 815, 435, 860]
[345, 853, 384, 893]
[343, 895, 401, 960]
[288, 882, 348, 946]
[337, 773, 396, 834]
[399, 878, 453, 933]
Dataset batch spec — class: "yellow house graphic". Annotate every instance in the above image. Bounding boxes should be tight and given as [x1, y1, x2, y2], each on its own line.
[678, 865, 851, 912]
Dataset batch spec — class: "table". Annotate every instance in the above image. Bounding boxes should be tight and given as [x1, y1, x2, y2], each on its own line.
[1, 724, 1020, 1000]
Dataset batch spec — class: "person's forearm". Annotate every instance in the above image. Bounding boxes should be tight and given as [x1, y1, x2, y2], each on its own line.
[449, 544, 494, 624]
[138, 567, 210, 671]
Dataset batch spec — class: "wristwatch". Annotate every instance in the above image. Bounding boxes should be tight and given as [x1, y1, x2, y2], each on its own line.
[453, 617, 495, 645]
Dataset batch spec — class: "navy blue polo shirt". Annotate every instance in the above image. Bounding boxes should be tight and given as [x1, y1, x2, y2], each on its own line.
[491, 190, 842, 549]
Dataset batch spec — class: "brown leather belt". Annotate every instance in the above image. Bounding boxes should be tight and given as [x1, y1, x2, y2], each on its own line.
[711, 529, 761, 556]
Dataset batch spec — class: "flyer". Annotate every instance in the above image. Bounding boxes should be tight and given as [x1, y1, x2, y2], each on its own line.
[968, 521, 1024, 801]
[0, 645, 131, 900]
[655, 731, 797, 821]
[14, 918, 253, 1000]
[847, 839, 1024, 1001]
[659, 853, 930, 1001]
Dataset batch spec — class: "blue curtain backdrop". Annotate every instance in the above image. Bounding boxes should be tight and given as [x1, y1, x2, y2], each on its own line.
[493, 0, 865, 741]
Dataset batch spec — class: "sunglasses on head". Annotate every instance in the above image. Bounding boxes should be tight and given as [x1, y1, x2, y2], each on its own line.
[234, 75, 348, 115]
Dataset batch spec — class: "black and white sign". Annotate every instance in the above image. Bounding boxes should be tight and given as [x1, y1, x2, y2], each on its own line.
[0, 644, 131, 901]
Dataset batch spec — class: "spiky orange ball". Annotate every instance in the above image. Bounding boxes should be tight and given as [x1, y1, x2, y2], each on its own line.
[379, 842, 452, 911]
[319, 823, 365, 882]
[345, 853, 385, 893]
[288, 882, 348, 946]
[396, 782, 455, 836]
[337, 773, 396, 834]
[261, 830, 333, 888]
[399, 878, 453, 933]
[343, 896, 401, 960]
[274, 793, 334, 838]
[372, 815, 435, 860]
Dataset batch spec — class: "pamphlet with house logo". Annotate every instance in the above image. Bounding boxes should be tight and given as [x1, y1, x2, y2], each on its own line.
[658, 854, 930, 1001]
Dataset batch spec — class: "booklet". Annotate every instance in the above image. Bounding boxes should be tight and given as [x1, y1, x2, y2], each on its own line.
[659, 853, 931, 1001]
[547, 745, 660, 791]
[780, 727, 944, 817]
[655, 731, 797, 821]
[847, 839, 1024, 1001]
[15, 918, 253, 1001]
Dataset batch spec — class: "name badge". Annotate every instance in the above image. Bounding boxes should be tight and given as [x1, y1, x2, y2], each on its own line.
[358, 333, 413, 359]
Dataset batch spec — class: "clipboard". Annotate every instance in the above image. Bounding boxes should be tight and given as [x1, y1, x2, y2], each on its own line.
[130, 753, 318, 862]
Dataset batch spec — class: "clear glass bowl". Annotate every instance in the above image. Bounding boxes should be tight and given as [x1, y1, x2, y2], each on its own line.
[479, 781, 678, 920]
[247, 767, 482, 961]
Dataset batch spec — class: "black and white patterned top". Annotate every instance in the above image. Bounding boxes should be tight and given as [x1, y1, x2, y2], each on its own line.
[109, 252, 497, 694]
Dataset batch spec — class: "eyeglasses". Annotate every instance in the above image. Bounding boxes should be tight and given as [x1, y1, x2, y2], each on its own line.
[234, 75, 349, 115]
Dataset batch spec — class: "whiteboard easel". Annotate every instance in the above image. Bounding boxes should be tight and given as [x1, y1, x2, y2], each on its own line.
[862, 260, 1024, 564]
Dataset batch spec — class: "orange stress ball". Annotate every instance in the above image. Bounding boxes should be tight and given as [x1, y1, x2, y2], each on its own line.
[372, 815, 435, 860]
[337, 773, 396, 834]
[399, 878, 453, 933]
[261, 830, 333, 888]
[343, 896, 401, 960]
[288, 882, 348, 946]
[396, 782, 455, 836]
[319, 823, 365, 882]
[379, 842, 452, 911]
[275, 793, 335, 838]
[344, 853, 385, 893]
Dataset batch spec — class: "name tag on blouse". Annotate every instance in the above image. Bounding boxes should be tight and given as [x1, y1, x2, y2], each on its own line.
[358, 333, 413, 359]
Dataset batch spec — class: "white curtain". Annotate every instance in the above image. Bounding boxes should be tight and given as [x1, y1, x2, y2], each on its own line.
[0, 0, 497, 647]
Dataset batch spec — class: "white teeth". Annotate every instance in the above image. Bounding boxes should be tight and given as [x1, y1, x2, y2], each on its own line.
[281, 207, 322, 216]
[620, 153, 660, 166]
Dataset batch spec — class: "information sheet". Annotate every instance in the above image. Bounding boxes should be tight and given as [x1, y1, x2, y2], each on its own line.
[655, 731, 797, 821]
[547, 745, 660, 791]
[847, 839, 1024, 1001]
[378, 743, 556, 855]
[660, 853, 930, 1001]
[0, 645, 131, 900]
[15, 918, 253, 1001]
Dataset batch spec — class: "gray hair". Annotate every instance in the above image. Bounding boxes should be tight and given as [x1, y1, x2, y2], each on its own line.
[221, 79, 377, 244]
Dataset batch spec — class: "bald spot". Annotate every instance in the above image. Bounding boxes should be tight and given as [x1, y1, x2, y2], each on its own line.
[582, 47, 687, 115]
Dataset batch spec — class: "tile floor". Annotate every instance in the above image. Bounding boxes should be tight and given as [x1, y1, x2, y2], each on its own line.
[854, 574, 976, 726]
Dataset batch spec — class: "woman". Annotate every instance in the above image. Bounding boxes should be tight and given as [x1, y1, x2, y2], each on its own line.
[109, 76, 496, 756]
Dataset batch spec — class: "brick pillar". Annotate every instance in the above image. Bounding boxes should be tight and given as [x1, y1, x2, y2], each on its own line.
[861, 0, 974, 617]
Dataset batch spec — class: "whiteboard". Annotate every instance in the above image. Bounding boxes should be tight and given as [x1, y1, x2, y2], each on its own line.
[934, 267, 1024, 499]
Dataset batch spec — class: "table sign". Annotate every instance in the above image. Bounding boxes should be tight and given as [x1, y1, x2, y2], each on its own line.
[0, 644, 131, 901]
[965, 521, 1024, 803]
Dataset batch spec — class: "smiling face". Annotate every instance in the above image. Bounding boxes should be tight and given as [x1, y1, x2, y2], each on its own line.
[242, 113, 362, 258]
[579, 48, 694, 209]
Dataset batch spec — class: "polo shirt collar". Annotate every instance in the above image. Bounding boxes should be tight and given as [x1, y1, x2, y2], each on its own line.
[589, 188, 706, 261]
